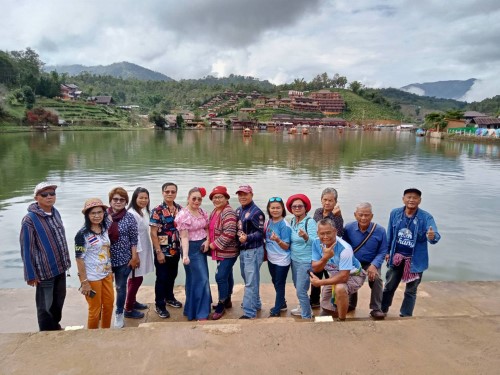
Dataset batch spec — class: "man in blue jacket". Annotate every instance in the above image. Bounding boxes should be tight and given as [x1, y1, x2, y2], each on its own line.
[381, 188, 441, 317]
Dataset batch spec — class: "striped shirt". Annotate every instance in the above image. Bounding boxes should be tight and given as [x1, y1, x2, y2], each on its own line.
[20, 203, 71, 281]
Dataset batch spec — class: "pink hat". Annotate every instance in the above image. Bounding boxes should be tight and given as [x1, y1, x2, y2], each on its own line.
[235, 185, 253, 194]
[286, 194, 312, 213]
[209, 186, 230, 200]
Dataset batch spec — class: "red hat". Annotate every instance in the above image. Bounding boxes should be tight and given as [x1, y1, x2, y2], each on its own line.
[209, 186, 230, 200]
[235, 184, 253, 194]
[286, 194, 312, 213]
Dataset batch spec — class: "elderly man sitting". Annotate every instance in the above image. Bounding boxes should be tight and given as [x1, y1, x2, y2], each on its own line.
[310, 219, 366, 321]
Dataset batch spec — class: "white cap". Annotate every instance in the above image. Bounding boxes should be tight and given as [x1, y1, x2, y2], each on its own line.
[34, 182, 58, 196]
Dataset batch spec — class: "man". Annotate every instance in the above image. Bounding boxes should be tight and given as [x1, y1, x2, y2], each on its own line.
[343, 202, 387, 320]
[311, 187, 344, 308]
[381, 188, 441, 317]
[150, 182, 183, 319]
[20, 182, 71, 331]
[310, 219, 366, 321]
[235, 184, 265, 319]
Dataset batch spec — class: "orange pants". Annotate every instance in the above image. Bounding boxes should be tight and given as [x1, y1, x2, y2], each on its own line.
[86, 274, 114, 329]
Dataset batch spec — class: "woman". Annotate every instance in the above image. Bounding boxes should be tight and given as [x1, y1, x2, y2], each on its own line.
[175, 187, 212, 321]
[75, 198, 114, 329]
[287, 193, 317, 319]
[207, 186, 239, 320]
[265, 197, 292, 318]
[311, 187, 344, 308]
[125, 187, 154, 314]
[108, 187, 140, 328]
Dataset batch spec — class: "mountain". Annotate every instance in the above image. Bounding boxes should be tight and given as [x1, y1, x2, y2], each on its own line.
[400, 79, 476, 100]
[44, 61, 174, 82]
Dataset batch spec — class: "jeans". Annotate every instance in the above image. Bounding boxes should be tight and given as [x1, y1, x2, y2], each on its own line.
[268, 261, 290, 314]
[154, 252, 180, 308]
[240, 246, 264, 318]
[215, 256, 237, 303]
[291, 260, 312, 319]
[112, 264, 132, 314]
[87, 273, 114, 329]
[309, 270, 329, 304]
[381, 262, 423, 317]
[35, 272, 67, 331]
[349, 263, 383, 311]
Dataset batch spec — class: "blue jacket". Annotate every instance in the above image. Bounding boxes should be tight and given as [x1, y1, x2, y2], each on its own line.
[387, 207, 440, 273]
[235, 201, 265, 250]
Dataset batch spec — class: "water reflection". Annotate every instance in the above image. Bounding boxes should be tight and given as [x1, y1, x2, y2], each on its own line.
[1, 129, 499, 287]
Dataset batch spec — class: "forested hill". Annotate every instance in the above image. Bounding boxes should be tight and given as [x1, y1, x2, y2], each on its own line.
[44, 62, 174, 82]
[374, 88, 467, 111]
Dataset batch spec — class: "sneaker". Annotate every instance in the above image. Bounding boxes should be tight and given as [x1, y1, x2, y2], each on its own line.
[280, 301, 288, 312]
[239, 315, 252, 319]
[155, 306, 170, 319]
[114, 313, 124, 328]
[370, 310, 386, 320]
[134, 302, 148, 310]
[212, 302, 225, 320]
[124, 309, 144, 319]
[291, 306, 302, 316]
[269, 310, 280, 318]
[320, 308, 339, 318]
[166, 299, 183, 308]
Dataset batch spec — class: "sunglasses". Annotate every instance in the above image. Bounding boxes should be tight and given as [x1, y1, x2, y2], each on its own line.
[291, 204, 305, 209]
[112, 197, 126, 203]
[269, 197, 283, 202]
[39, 191, 56, 198]
[191, 197, 202, 202]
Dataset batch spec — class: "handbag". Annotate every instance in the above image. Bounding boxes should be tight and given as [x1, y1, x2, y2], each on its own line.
[353, 223, 377, 253]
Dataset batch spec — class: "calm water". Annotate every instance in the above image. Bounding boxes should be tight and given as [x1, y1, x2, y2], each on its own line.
[1, 129, 499, 288]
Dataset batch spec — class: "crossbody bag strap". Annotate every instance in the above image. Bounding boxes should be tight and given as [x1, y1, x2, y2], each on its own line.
[353, 223, 377, 253]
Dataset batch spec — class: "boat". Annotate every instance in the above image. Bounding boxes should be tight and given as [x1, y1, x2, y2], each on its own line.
[416, 128, 426, 136]
[243, 128, 252, 137]
[301, 125, 310, 135]
[288, 127, 297, 134]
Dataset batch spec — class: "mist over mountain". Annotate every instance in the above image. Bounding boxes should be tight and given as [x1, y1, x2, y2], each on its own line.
[401, 79, 477, 100]
[44, 61, 174, 82]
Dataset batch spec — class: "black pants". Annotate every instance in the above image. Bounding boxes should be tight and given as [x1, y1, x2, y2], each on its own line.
[154, 253, 180, 307]
[309, 270, 329, 304]
[35, 273, 67, 331]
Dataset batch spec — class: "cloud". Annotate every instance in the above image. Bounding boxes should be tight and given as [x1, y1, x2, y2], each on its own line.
[1, 0, 499, 100]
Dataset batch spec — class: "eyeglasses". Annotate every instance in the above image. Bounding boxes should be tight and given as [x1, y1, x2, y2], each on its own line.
[191, 197, 202, 202]
[89, 211, 104, 216]
[291, 204, 305, 209]
[112, 197, 126, 203]
[212, 195, 225, 200]
[163, 190, 177, 194]
[39, 191, 56, 198]
[269, 197, 283, 202]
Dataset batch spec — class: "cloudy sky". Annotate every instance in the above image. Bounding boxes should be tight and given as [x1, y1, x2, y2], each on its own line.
[1, 0, 499, 101]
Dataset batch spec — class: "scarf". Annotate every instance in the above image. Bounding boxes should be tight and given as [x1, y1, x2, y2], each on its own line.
[108, 207, 127, 244]
[393, 253, 420, 283]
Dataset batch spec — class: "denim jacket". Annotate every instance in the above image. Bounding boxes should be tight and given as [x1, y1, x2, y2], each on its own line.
[387, 207, 440, 273]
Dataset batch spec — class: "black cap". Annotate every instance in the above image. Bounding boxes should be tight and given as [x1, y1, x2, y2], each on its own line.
[404, 188, 422, 196]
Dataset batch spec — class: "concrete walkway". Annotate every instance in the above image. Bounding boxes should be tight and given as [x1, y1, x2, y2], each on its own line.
[1, 281, 499, 374]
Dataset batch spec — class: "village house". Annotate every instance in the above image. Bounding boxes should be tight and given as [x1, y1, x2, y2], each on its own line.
[87, 96, 114, 105]
[60, 84, 82, 100]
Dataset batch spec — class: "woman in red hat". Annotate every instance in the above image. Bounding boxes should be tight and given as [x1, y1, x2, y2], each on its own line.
[175, 187, 212, 321]
[206, 186, 239, 320]
[286, 194, 317, 319]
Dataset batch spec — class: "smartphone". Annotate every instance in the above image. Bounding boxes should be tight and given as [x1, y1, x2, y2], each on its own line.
[89, 290, 96, 298]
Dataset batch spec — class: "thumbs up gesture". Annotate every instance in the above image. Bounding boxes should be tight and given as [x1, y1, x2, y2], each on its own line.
[426, 226, 435, 241]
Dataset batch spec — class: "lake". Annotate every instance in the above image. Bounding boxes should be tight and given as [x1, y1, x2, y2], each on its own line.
[1, 128, 499, 288]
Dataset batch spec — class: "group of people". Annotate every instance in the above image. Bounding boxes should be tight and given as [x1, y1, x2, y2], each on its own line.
[20, 181, 440, 330]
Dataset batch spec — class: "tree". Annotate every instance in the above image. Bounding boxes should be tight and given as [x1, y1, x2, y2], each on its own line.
[10, 48, 44, 90]
[349, 81, 362, 94]
[444, 109, 464, 119]
[148, 111, 166, 128]
[176, 114, 184, 128]
[424, 112, 447, 131]
[25, 107, 58, 127]
[22, 86, 35, 109]
[0, 51, 17, 86]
